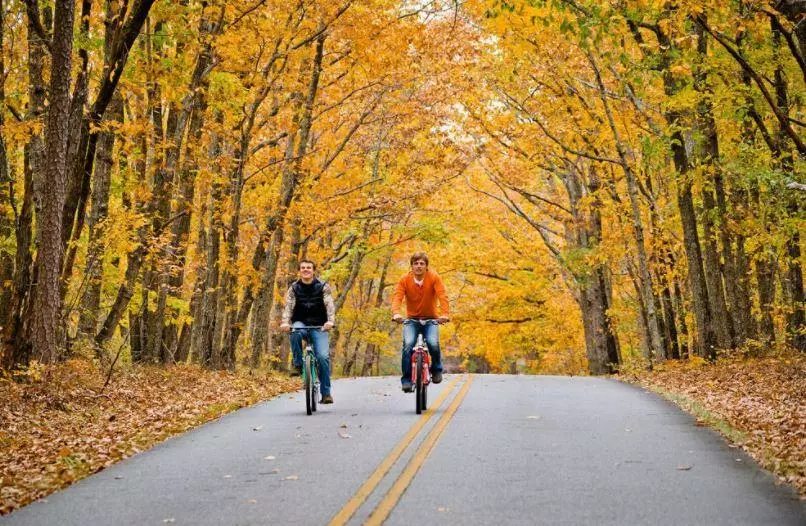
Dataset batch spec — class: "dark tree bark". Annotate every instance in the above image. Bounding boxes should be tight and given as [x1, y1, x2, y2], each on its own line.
[589, 53, 663, 364]
[663, 71, 717, 358]
[2, 1, 48, 369]
[627, 18, 716, 359]
[189, 121, 223, 367]
[692, 23, 734, 351]
[360, 250, 392, 376]
[770, 18, 806, 350]
[61, 0, 156, 286]
[31, 0, 76, 363]
[0, 0, 14, 329]
[77, 93, 123, 339]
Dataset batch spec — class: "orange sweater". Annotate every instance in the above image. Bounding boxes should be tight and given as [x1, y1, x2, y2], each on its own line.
[391, 270, 450, 319]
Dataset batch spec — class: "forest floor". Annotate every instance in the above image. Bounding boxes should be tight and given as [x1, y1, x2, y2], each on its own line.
[624, 349, 806, 498]
[0, 360, 297, 515]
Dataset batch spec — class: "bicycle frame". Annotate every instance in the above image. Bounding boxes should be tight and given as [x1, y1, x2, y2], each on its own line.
[402, 318, 438, 414]
[411, 334, 432, 387]
[402, 318, 438, 384]
[291, 326, 323, 415]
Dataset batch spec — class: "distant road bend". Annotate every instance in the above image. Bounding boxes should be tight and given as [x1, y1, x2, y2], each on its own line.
[3, 375, 804, 525]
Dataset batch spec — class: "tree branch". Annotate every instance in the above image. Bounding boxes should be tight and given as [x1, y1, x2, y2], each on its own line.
[695, 15, 805, 155]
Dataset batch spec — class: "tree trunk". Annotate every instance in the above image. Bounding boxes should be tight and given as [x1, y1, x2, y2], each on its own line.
[590, 54, 663, 363]
[31, 0, 76, 363]
[249, 34, 325, 366]
[2, 1, 48, 369]
[0, 0, 12, 327]
[78, 93, 124, 339]
[60, 0, 156, 289]
[693, 23, 733, 351]
[770, 18, 806, 350]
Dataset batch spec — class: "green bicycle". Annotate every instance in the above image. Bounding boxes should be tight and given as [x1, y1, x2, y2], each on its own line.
[291, 326, 321, 415]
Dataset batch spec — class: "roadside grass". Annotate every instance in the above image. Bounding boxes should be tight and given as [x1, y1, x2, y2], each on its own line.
[650, 387, 750, 444]
[0, 360, 298, 515]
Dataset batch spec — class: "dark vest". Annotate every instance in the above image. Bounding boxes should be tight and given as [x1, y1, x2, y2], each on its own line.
[291, 279, 327, 326]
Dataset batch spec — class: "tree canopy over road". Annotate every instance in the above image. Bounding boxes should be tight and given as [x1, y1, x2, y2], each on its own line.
[0, 0, 803, 374]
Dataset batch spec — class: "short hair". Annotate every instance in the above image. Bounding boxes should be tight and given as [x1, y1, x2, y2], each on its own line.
[298, 259, 317, 270]
[410, 252, 429, 266]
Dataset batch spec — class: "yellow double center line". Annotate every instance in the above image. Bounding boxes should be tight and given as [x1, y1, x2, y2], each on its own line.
[329, 374, 474, 526]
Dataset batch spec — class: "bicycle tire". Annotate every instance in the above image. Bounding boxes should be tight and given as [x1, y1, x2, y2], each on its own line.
[422, 371, 428, 410]
[311, 358, 318, 413]
[415, 352, 424, 414]
[304, 355, 314, 415]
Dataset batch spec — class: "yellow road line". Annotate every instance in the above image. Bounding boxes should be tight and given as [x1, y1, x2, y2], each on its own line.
[328, 375, 461, 526]
[365, 374, 474, 526]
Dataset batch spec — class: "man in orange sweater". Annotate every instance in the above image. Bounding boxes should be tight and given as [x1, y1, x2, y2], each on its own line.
[391, 252, 450, 392]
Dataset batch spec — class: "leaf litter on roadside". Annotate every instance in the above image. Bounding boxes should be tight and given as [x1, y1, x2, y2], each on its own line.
[626, 350, 806, 496]
[0, 360, 298, 515]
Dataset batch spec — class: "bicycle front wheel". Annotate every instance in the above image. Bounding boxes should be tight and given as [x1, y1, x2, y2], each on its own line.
[304, 355, 314, 415]
[415, 353, 424, 415]
[422, 373, 428, 410]
[311, 359, 318, 413]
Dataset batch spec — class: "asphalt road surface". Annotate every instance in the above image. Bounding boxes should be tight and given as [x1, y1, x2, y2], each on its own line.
[3, 375, 804, 525]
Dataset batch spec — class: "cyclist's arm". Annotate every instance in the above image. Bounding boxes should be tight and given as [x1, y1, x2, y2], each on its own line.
[322, 283, 336, 324]
[391, 277, 406, 316]
[434, 274, 450, 319]
[281, 287, 296, 326]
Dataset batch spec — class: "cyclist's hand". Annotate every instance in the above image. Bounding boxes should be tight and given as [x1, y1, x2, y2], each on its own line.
[280, 323, 291, 333]
[437, 316, 450, 324]
[392, 314, 403, 324]
[322, 321, 334, 332]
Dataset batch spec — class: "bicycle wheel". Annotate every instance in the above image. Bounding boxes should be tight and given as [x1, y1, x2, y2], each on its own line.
[415, 353, 424, 414]
[304, 355, 314, 415]
[422, 370, 428, 410]
[311, 358, 318, 413]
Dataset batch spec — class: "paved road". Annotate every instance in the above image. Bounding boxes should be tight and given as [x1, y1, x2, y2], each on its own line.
[3, 375, 804, 525]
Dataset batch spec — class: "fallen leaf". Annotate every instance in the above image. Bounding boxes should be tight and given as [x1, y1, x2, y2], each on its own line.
[285, 475, 298, 480]
[676, 465, 693, 471]
[247, 499, 257, 504]
[527, 415, 540, 420]
[338, 432, 352, 439]
[264, 456, 276, 460]
[163, 519, 175, 524]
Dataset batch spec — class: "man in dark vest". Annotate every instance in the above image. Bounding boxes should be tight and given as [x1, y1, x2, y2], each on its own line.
[280, 260, 336, 404]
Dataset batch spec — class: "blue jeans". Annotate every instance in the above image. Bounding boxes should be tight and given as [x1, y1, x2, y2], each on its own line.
[401, 320, 442, 385]
[290, 322, 331, 396]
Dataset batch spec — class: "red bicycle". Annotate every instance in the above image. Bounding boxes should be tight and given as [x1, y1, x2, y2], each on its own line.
[402, 318, 437, 414]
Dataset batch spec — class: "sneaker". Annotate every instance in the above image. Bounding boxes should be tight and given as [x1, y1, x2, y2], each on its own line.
[401, 380, 414, 393]
[321, 394, 333, 404]
[431, 371, 443, 384]
[290, 365, 302, 377]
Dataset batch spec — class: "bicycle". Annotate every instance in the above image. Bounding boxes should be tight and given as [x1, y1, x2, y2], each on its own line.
[291, 326, 323, 415]
[401, 318, 439, 415]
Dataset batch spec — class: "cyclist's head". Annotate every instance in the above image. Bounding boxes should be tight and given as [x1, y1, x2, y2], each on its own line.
[298, 259, 317, 271]
[410, 252, 429, 268]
